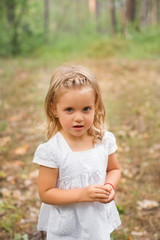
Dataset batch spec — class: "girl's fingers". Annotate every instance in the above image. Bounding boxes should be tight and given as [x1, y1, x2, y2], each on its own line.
[95, 191, 110, 200]
[95, 188, 110, 195]
[87, 184, 112, 202]
[95, 185, 111, 193]
[99, 191, 115, 203]
[95, 185, 108, 190]
[95, 195, 109, 200]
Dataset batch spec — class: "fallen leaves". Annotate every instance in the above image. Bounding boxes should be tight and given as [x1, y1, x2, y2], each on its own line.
[0, 189, 25, 201]
[0, 136, 12, 147]
[12, 160, 25, 167]
[128, 235, 133, 240]
[0, 68, 4, 75]
[14, 144, 30, 155]
[1, 59, 160, 239]
[29, 169, 39, 179]
[137, 199, 159, 210]
[131, 231, 147, 236]
[8, 113, 28, 122]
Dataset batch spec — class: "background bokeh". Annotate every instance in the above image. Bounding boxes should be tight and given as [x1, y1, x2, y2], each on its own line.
[0, 1, 160, 240]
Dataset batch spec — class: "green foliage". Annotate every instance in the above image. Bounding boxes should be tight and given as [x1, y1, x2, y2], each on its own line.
[111, 231, 129, 240]
[126, 27, 160, 59]
[117, 205, 125, 215]
[30, 26, 160, 62]
[0, 121, 7, 132]
[0, 202, 23, 238]
[14, 233, 28, 240]
[88, 27, 160, 59]
[33, 32, 98, 61]
[0, 0, 160, 58]
[89, 35, 129, 57]
[0, 171, 7, 178]
[0, 0, 43, 56]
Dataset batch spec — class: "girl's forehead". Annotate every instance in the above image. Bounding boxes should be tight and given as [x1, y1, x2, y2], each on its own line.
[57, 88, 96, 108]
[58, 86, 95, 98]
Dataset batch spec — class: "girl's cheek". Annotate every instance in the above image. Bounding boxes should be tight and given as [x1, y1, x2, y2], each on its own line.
[63, 118, 71, 127]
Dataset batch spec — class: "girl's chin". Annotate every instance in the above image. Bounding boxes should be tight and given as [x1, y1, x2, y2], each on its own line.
[73, 127, 84, 131]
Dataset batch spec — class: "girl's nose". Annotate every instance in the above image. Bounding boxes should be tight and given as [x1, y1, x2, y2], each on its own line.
[74, 112, 83, 122]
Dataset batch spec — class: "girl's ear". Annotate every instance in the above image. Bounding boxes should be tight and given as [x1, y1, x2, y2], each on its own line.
[51, 103, 58, 118]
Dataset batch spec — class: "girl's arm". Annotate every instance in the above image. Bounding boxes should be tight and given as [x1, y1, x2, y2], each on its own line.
[103, 153, 121, 202]
[38, 165, 110, 205]
[105, 153, 121, 188]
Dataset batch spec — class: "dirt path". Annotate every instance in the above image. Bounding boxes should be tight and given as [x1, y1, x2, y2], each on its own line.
[0, 58, 160, 240]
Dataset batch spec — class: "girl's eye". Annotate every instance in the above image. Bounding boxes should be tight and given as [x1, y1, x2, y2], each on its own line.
[65, 107, 73, 113]
[83, 107, 91, 112]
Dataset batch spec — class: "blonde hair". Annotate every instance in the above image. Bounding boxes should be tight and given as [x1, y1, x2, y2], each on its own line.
[44, 65, 106, 142]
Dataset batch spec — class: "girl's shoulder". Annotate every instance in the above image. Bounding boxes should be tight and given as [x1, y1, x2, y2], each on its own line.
[101, 130, 118, 155]
[102, 130, 117, 142]
[33, 133, 60, 168]
[35, 132, 59, 153]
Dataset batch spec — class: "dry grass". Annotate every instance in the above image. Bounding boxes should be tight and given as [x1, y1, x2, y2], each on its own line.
[0, 57, 160, 240]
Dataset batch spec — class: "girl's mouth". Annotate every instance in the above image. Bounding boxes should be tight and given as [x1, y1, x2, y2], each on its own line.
[73, 125, 84, 129]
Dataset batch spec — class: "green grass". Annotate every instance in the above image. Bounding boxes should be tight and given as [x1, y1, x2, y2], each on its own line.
[28, 27, 160, 61]
[89, 28, 160, 59]
[1, 27, 160, 61]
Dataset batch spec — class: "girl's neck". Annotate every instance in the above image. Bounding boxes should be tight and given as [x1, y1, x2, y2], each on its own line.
[60, 130, 94, 152]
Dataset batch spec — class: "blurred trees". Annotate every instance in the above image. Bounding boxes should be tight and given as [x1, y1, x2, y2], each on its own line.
[125, 0, 136, 23]
[0, 0, 160, 56]
[44, 0, 50, 43]
[141, 0, 160, 27]
[152, 0, 160, 24]
[108, 0, 117, 35]
[0, 0, 28, 55]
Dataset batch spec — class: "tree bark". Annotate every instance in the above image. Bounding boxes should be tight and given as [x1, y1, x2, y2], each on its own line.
[108, 0, 117, 35]
[95, 0, 103, 33]
[4, 0, 21, 55]
[141, 0, 152, 28]
[152, 0, 159, 25]
[44, 0, 49, 43]
[125, 0, 136, 23]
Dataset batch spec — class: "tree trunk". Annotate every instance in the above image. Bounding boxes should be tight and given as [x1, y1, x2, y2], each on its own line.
[5, 0, 15, 23]
[4, 0, 27, 55]
[108, 0, 117, 35]
[44, 0, 49, 43]
[5, 0, 20, 55]
[141, 0, 152, 28]
[125, 0, 136, 23]
[120, 3, 126, 34]
[95, 0, 103, 33]
[152, 0, 159, 25]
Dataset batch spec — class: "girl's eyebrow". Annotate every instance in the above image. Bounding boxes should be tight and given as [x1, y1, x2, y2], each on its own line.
[63, 106, 73, 109]
[62, 103, 95, 108]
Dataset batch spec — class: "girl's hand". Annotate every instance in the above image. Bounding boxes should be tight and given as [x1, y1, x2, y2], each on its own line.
[103, 184, 115, 203]
[80, 184, 111, 203]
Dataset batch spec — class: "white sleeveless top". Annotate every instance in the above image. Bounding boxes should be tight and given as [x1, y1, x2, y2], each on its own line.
[33, 131, 121, 240]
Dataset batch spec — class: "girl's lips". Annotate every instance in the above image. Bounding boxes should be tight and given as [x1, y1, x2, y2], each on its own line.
[73, 125, 84, 129]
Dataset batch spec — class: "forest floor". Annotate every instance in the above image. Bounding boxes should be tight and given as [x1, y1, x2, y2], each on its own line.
[0, 57, 160, 240]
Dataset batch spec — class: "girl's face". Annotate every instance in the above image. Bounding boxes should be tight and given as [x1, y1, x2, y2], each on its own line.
[53, 87, 95, 139]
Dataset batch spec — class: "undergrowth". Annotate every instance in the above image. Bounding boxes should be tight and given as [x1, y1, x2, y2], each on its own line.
[30, 27, 160, 61]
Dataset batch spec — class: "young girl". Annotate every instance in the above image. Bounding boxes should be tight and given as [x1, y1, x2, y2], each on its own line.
[33, 65, 121, 240]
